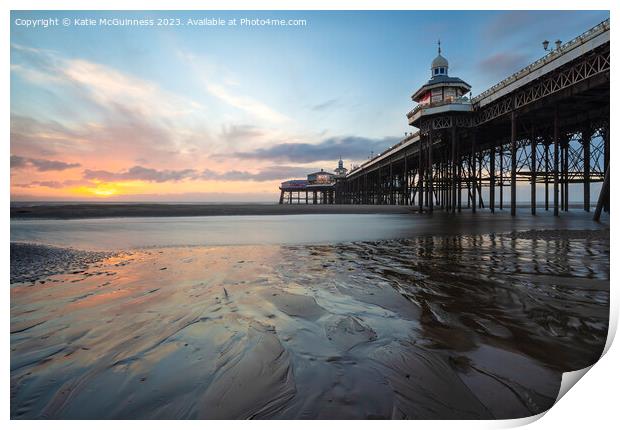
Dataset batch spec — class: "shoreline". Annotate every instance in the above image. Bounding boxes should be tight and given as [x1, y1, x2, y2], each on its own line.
[11, 202, 606, 220]
[11, 203, 418, 219]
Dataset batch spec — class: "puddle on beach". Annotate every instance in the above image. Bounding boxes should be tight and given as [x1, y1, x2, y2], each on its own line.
[10, 232, 609, 419]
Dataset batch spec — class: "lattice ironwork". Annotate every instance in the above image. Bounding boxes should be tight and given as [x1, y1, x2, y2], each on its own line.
[475, 47, 610, 125]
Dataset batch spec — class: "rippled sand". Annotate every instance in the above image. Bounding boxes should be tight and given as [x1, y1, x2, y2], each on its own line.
[10, 231, 609, 419]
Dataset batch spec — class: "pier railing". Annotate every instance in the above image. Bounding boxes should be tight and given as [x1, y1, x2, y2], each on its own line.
[472, 18, 609, 106]
[406, 97, 472, 119]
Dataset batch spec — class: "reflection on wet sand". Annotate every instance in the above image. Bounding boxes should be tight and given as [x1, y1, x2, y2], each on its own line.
[10, 230, 609, 419]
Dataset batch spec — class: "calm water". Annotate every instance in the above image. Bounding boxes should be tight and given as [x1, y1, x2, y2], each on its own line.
[10, 214, 416, 250]
[10, 211, 608, 250]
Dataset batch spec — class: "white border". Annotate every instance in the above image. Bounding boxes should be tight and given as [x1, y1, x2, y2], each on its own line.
[3, 1, 617, 429]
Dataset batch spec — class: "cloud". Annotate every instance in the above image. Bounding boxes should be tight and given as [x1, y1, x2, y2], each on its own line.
[83, 166, 198, 183]
[483, 11, 535, 41]
[201, 165, 318, 182]
[30, 158, 81, 172]
[11, 191, 280, 203]
[177, 48, 290, 125]
[11, 45, 213, 166]
[220, 124, 266, 144]
[477, 52, 530, 79]
[81, 164, 315, 184]
[206, 83, 289, 124]
[11, 115, 84, 157]
[13, 179, 89, 189]
[11, 154, 81, 171]
[10, 155, 28, 168]
[228, 136, 398, 163]
[310, 98, 339, 111]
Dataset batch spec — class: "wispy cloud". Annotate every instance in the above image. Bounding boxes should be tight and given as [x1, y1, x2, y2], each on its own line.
[206, 83, 290, 124]
[81, 164, 316, 184]
[201, 165, 318, 182]
[228, 136, 398, 163]
[219, 124, 266, 144]
[83, 166, 198, 183]
[11, 154, 81, 171]
[310, 98, 339, 112]
[11, 44, 213, 167]
[177, 48, 291, 125]
[13, 179, 89, 189]
[483, 11, 535, 42]
[477, 52, 529, 79]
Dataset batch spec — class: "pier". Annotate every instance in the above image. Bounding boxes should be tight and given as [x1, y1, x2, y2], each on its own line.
[279, 160, 348, 204]
[337, 20, 610, 220]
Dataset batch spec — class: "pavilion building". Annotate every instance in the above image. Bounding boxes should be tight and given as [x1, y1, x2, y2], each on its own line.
[278, 160, 347, 204]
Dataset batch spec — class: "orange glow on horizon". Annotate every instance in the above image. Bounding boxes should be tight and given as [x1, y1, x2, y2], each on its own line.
[12, 177, 284, 200]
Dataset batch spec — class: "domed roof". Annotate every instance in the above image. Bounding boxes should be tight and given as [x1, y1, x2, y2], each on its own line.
[431, 40, 449, 69]
[431, 53, 449, 69]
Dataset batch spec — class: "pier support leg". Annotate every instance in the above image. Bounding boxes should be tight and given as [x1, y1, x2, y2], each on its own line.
[467, 152, 472, 209]
[419, 144, 424, 211]
[594, 163, 609, 221]
[499, 144, 504, 210]
[604, 125, 609, 212]
[389, 162, 394, 205]
[583, 127, 591, 211]
[457, 145, 462, 213]
[545, 139, 549, 211]
[531, 135, 536, 215]
[428, 131, 434, 212]
[560, 142, 564, 210]
[563, 138, 569, 211]
[553, 108, 560, 216]
[490, 146, 495, 213]
[403, 158, 408, 206]
[471, 134, 476, 214]
[510, 111, 517, 216]
[451, 125, 457, 214]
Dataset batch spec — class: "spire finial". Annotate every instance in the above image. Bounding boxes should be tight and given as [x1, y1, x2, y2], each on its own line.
[438, 39, 441, 55]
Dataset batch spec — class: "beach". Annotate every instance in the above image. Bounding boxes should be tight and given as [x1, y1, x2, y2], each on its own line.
[10, 210, 609, 419]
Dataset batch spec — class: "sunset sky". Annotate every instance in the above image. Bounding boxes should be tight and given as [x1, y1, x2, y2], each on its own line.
[10, 10, 609, 201]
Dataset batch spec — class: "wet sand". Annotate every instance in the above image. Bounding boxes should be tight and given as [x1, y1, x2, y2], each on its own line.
[10, 228, 609, 419]
[10, 243, 117, 284]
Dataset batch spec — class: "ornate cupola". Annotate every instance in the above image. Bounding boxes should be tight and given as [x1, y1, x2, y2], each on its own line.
[334, 157, 348, 178]
[431, 40, 449, 77]
[407, 41, 473, 127]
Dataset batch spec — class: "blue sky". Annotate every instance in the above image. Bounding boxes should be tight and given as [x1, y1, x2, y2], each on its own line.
[10, 10, 610, 201]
